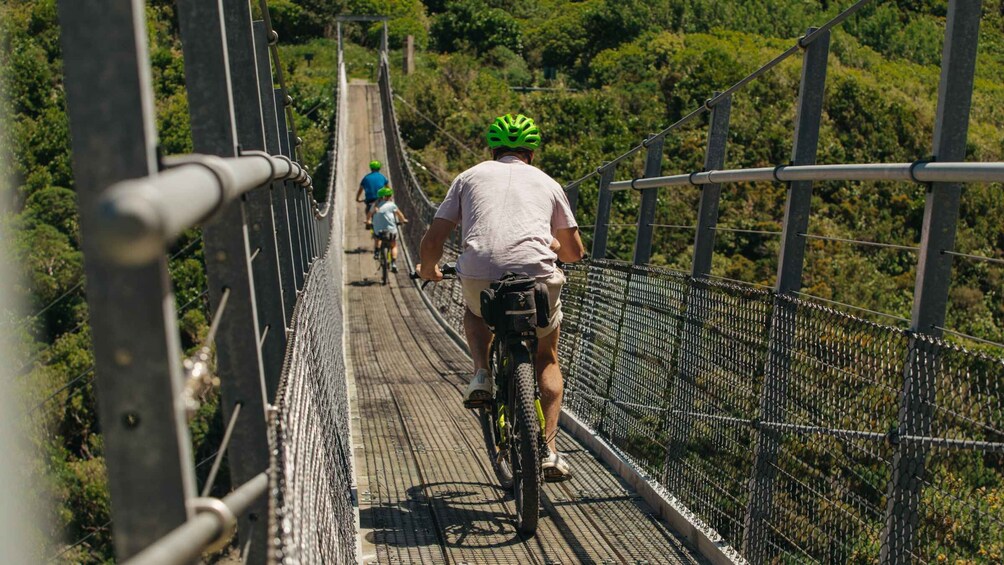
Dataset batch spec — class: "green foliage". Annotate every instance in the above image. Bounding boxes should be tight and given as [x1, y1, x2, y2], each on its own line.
[268, 0, 328, 43]
[430, 0, 523, 55]
[345, 0, 429, 48]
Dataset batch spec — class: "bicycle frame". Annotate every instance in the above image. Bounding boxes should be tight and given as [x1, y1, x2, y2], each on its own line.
[487, 319, 546, 459]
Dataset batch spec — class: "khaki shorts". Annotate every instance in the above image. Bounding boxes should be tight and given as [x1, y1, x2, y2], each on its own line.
[462, 270, 566, 337]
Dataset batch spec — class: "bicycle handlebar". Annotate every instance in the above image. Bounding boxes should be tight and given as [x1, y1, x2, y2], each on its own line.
[410, 262, 457, 289]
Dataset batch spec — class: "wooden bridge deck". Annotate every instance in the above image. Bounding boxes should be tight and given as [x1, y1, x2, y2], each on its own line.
[345, 82, 706, 564]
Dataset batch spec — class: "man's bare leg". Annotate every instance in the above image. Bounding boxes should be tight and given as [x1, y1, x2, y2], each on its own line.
[535, 326, 563, 454]
[464, 307, 491, 374]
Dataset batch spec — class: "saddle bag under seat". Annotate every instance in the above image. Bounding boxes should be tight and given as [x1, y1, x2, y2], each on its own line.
[480, 274, 551, 334]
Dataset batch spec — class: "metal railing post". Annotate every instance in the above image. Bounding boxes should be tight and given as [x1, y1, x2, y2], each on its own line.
[253, 21, 297, 326]
[176, 1, 270, 561]
[221, 0, 288, 400]
[57, 0, 196, 557]
[691, 93, 732, 277]
[743, 27, 829, 561]
[591, 164, 615, 259]
[633, 136, 665, 265]
[664, 93, 733, 472]
[881, 2, 982, 562]
[276, 90, 306, 289]
[565, 183, 580, 216]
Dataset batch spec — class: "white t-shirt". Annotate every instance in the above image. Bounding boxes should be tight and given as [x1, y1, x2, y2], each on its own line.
[371, 200, 399, 233]
[435, 156, 578, 280]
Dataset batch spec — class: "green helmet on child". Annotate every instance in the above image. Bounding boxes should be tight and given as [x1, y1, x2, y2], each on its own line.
[377, 187, 393, 198]
[369, 160, 382, 171]
[486, 114, 541, 150]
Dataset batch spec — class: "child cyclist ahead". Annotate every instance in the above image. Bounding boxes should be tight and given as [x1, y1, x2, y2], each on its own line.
[366, 187, 408, 273]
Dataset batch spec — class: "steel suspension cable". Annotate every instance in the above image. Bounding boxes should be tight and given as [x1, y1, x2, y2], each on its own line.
[564, 0, 878, 189]
[256, 0, 302, 164]
[200, 402, 242, 496]
[393, 94, 479, 156]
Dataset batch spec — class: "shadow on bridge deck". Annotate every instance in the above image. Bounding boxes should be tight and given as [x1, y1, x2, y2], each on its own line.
[344, 81, 706, 565]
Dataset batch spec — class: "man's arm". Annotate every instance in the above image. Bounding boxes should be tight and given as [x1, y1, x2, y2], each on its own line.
[418, 218, 456, 280]
[366, 207, 376, 223]
[355, 185, 364, 202]
[553, 227, 585, 263]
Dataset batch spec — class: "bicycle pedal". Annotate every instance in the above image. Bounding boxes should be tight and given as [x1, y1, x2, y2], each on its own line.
[463, 398, 490, 409]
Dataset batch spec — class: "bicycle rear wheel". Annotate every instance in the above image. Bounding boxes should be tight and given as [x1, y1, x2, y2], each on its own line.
[381, 247, 389, 285]
[478, 406, 513, 489]
[509, 346, 541, 536]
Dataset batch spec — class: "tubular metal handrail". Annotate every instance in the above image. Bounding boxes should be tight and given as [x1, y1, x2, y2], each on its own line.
[119, 473, 268, 565]
[608, 161, 1004, 191]
[95, 152, 311, 265]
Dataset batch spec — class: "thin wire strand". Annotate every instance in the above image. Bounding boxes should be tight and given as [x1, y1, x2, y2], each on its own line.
[710, 226, 783, 236]
[793, 291, 911, 324]
[800, 232, 919, 252]
[18, 238, 204, 379]
[650, 223, 697, 230]
[201, 402, 243, 497]
[32, 367, 95, 413]
[20, 289, 208, 387]
[393, 94, 479, 156]
[934, 326, 1004, 349]
[48, 519, 113, 563]
[27, 281, 83, 323]
[703, 272, 774, 290]
[942, 249, 1004, 266]
[205, 288, 232, 348]
[48, 446, 226, 561]
[564, 0, 876, 189]
[802, 0, 876, 47]
[256, 0, 302, 163]
[408, 156, 454, 186]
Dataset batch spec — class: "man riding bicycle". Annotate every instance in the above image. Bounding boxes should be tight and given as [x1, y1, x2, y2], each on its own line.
[417, 113, 585, 481]
[357, 160, 391, 256]
[367, 187, 408, 273]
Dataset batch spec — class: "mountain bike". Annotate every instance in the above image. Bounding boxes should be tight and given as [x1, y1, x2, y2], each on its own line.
[413, 264, 549, 535]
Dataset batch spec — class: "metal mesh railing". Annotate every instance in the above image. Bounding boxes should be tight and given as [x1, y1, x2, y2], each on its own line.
[558, 260, 1004, 563]
[267, 56, 356, 564]
[375, 7, 1004, 560]
[377, 55, 467, 335]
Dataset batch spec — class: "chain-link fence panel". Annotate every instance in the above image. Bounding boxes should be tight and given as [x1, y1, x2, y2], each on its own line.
[557, 260, 1004, 564]
[377, 56, 466, 334]
[267, 60, 356, 565]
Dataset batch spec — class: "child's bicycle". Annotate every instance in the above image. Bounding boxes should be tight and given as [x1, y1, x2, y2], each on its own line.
[367, 220, 406, 285]
[412, 263, 552, 535]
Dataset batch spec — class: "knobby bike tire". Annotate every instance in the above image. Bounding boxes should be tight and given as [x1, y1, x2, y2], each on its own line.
[478, 407, 513, 489]
[510, 346, 540, 535]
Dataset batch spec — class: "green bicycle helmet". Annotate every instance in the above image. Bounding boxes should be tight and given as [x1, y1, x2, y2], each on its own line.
[369, 160, 382, 171]
[486, 114, 541, 150]
[377, 186, 393, 198]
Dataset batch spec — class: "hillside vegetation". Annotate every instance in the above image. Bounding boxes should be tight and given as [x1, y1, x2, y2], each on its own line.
[378, 0, 1004, 347]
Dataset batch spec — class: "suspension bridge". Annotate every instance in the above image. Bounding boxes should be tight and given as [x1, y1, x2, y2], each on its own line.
[44, 0, 1002, 563]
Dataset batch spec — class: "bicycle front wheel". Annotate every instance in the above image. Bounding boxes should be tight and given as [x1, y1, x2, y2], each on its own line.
[509, 347, 541, 536]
